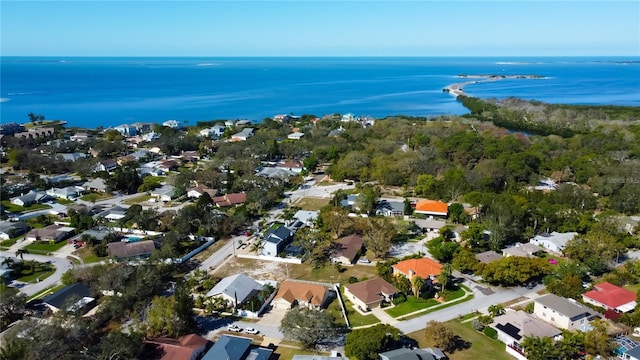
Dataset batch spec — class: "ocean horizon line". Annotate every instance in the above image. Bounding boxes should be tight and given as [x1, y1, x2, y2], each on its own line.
[2, 55, 640, 59]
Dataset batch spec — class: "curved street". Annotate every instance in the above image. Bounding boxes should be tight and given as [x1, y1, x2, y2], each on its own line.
[0, 250, 74, 297]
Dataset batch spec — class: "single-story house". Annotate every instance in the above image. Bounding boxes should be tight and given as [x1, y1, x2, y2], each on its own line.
[340, 194, 358, 208]
[616, 335, 640, 359]
[201, 335, 272, 360]
[530, 231, 578, 254]
[231, 128, 254, 142]
[414, 200, 448, 218]
[150, 185, 175, 202]
[25, 224, 75, 243]
[144, 334, 210, 360]
[375, 200, 405, 217]
[107, 240, 156, 260]
[70, 132, 94, 142]
[392, 257, 443, 283]
[206, 273, 265, 308]
[534, 293, 598, 331]
[10, 190, 49, 207]
[501, 243, 544, 258]
[344, 278, 397, 311]
[163, 119, 180, 128]
[42, 282, 96, 314]
[412, 219, 446, 233]
[0, 221, 29, 240]
[95, 206, 128, 220]
[82, 178, 108, 193]
[58, 152, 88, 162]
[292, 210, 319, 227]
[490, 310, 562, 360]
[582, 282, 637, 313]
[261, 225, 293, 256]
[287, 132, 305, 140]
[213, 193, 247, 207]
[330, 234, 364, 265]
[275, 161, 304, 174]
[92, 159, 118, 173]
[199, 124, 226, 138]
[46, 186, 82, 200]
[187, 186, 219, 199]
[157, 160, 179, 172]
[272, 280, 330, 310]
[475, 250, 503, 264]
[257, 167, 297, 179]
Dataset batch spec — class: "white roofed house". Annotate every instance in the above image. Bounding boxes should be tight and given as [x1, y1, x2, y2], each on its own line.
[287, 132, 305, 140]
[530, 231, 578, 254]
[112, 124, 137, 137]
[10, 190, 49, 207]
[206, 273, 265, 309]
[150, 185, 175, 203]
[46, 186, 83, 200]
[199, 124, 226, 138]
[82, 178, 108, 193]
[231, 128, 254, 142]
[163, 119, 180, 128]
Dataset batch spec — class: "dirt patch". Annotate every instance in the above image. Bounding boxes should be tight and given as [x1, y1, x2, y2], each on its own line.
[213, 257, 289, 282]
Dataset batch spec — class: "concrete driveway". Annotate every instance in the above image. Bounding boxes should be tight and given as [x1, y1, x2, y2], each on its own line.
[257, 306, 288, 327]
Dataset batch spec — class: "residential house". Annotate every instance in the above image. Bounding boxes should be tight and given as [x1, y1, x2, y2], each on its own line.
[0, 221, 28, 240]
[275, 161, 304, 174]
[157, 159, 179, 172]
[530, 232, 578, 254]
[231, 128, 255, 141]
[622, 342, 640, 360]
[112, 124, 137, 137]
[42, 282, 95, 314]
[534, 294, 597, 331]
[330, 234, 364, 265]
[582, 282, 637, 313]
[272, 280, 330, 310]
[475, 250, 503, 264]
[261, 225, 293, 256]
[375, 200, 405, 217]
[201, 335, 272, 360]
[293, 356, 349, 360]
[187, 186, 219, 199]
[58, 152, 87, 162]
[150, 185, 175, 202]
[213, 193, 247, 207]
[379, 348, 435, 360]
[94, 206, 128, 220]
[392, 257, 443, 286]
[531, 178, 558, 192]
[490, 310, 562, 360]
[412, 219, 446, 233]
[144, 334, 210, 360]
[340, 194, 358, 208]
[163, 119, 180, 128]
[92, 159, 118, 173]
[414, 200, 448, 218]
[82, 178, 108, 193]
[257, 167, 297, 179]
[287, 132, 305, 140]
[199, 125, 226, 138]
[70, 132, 94, 142]
[292, 210, 319, 227]
[501, 243, 544, 258]
[10, 190, 48, 207]
[15, 127, 55, 139]
[0, 122, 25, 135]
[116, 154, 137, 165]
[46, 186, 82, 200]
[620, 216, 640, 235]
[344, 278, 397, 311]
[142, 131, 159, 142]
[107, 240, 156, 260]
[341, 113, 356, 122]
[205, 273, 265, 308]
[25, 225, 75, 243]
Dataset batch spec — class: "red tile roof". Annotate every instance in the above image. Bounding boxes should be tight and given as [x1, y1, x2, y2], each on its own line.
[213, 192, 246, 207]
[583, 282, 637, 309]
[145, 334, 209, 360]
[392, 258, 443, 279]
[414, 200, 448, 215]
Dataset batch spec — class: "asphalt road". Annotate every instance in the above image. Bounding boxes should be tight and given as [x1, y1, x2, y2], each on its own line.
[0, 251, 74, 297]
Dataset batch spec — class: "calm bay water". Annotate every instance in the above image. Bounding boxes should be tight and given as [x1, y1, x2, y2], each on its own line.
[1, 57, 639, 128]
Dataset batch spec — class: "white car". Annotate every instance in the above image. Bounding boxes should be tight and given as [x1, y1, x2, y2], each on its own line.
[227, 325, 243, 332]
[244, 327, 259, 335]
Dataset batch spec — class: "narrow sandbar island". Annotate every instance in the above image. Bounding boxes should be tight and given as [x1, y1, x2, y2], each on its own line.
[443, 74, 546, 97]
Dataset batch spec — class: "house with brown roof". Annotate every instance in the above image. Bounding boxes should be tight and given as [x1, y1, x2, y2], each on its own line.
[276, 160, 304, 174]
[25, 225, 75, 243]
[272, 280, 330, 310]
[187, 186, 219, 199]
[213, 192, 247, 207]
[344, 278, 397, 311]
[107, 240, 156, 260]
[414, 200, 448, 218]
[144, 334, 210, 360]
[330, 234, 364, 265]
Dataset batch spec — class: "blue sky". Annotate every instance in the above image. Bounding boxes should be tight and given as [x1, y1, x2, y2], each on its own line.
[2, 1, 639, 56]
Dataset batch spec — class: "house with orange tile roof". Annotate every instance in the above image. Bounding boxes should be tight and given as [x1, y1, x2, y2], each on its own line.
[272, 280, 330, 310]
[414, 200, 448, 218]
[582, 282, 637, 313]
[392, 257, 443, 286]
[144, 334, 210, 360]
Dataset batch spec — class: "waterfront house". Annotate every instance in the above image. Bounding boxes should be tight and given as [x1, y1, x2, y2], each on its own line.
[344, 278, 397, 311]
[162, 119, 180, 129]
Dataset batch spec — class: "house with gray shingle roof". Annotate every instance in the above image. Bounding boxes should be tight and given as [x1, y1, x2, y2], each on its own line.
[205, 273, 265, 308]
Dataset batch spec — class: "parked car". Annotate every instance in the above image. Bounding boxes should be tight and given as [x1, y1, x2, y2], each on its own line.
[227, 325, 243, 332]
[244, 327, 259, 335]
[358, 258, 371, 264]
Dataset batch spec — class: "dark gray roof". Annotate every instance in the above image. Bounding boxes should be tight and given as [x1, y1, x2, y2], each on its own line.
[264, 226, 292, 245]
[202, 335, 251, 360]
[380, 348, 435, 360]
[42, 282, 91, 310]
[625, 345, 640, 358]
[107, 240, 155, 258]
[536, 294, 593, 321]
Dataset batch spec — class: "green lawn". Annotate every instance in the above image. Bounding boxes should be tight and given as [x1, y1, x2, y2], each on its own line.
[122, 194, 152, 204]
[273, 347, 323, 360]
[408, 319, 512, 360]
[1, 200, 51, 213]
[386, 295, 439, 318]
[25, 240, 68, 253]
[326, 293, 380, 327]
[294, 197, 330, 211]
[80, 192, 112, 202]
[16, 261, 55, 283]
[55, 198, 75, 205]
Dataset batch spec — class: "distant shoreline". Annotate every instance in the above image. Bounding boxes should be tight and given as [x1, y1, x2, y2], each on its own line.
[443, 74, 546, 97]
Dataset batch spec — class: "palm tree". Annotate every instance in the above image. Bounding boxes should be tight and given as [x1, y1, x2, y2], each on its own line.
[411, 276, 424, 298]
[488, 304, 506, 317]
[15, 249, 27, 260]
[438, 263, 453, 291]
